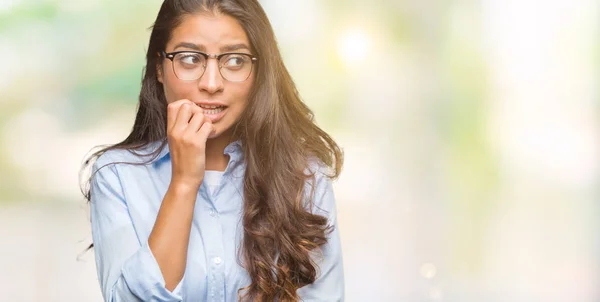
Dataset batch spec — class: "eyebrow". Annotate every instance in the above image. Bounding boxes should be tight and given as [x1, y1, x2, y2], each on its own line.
[173, 42, 251, 53]
[220, 43, 250, 52]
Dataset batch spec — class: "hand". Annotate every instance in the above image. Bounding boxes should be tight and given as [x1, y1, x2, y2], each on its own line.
[166, 99, 214, 190]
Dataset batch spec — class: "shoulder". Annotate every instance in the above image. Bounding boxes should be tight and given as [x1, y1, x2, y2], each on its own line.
[305, 156, 334, 180]
[89, 143, 164, 197]
[92, 142, 163, 172]
[305, 156, 338, 194]
[303, 157, 337, 211]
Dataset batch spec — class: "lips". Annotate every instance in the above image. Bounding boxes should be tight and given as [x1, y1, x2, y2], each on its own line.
[202, 106, 225, 115]
[193, 101, 227, 108]
[191, 101, 228, 123]
[197, 105, 227, 123]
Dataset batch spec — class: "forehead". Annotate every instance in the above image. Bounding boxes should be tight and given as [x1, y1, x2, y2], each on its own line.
[167, 12, 250, 52]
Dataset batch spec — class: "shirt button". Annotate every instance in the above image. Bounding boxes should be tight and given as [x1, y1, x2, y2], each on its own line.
[214, 256, 222, 264]
[209, 209, 216, 217]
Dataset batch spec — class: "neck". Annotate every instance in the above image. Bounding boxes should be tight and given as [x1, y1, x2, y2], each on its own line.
[204, 130, 234, 172]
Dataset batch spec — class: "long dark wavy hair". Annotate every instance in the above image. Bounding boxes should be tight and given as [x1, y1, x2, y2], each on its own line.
[80, 0, 343, 300]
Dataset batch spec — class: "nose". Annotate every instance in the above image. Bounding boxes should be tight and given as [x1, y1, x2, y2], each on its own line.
[198, 59, 224, 94]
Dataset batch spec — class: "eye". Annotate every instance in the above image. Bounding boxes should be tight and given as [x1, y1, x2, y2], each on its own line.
[222, 54, 249, 69]
[177, 53, 204, 66]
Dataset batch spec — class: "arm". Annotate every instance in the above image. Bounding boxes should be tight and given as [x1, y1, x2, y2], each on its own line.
[91, 100, 213, 301]
[297, 172, 345, 301]
[149, 181, 198, 291]
[90, 155, 196, 302]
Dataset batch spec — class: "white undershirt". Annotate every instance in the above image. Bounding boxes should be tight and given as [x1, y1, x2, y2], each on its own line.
[203, 170, 225, 196]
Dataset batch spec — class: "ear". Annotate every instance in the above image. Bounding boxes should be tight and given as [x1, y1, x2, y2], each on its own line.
[156, 53, 164, 84]
[157, 64, 164, 84]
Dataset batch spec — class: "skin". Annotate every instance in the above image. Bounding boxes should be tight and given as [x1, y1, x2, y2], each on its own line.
[150, 11, 255, 290]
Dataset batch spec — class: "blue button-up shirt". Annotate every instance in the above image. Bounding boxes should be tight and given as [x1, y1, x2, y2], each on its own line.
[90, 140, 344, 301]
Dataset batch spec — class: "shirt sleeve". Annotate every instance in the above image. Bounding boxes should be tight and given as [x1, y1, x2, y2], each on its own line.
[90, 154, 185, 302]
[297, 168, 345, 301]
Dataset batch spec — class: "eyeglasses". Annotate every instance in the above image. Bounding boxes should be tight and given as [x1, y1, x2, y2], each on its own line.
[160, 50, 257, 82]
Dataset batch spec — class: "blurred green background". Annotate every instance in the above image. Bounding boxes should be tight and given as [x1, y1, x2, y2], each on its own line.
[0, 0, 598, 301]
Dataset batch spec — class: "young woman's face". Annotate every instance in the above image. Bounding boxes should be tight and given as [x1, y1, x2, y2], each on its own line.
[158, 12, 255, 139]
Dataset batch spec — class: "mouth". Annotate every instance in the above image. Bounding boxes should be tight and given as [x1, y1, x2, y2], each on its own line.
[195, 103, 228, 123]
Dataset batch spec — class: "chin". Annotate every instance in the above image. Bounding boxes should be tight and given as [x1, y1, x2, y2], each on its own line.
[206, 125, 230, 140]
[207, 131, 220, 140]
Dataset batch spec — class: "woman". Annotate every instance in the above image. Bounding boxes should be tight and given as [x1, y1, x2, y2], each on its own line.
[82, 0, 344, 301]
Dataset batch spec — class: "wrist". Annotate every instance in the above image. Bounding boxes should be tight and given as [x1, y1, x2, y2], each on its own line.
[169, 179, 201, 195]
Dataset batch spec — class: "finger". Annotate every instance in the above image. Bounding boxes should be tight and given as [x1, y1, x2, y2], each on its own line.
[185, 107, 207, 134]
[167, 99, 193, 132]
[189, 102, 205, 117]
[196, 118, 214, 144]
[173, 103, 194, 132]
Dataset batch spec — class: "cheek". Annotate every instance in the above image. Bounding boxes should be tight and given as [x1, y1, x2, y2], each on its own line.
[222, 86, 251, 125]
[237, 78, 254, 105]
[163, 78, 193, 104]
[161, 73, 176, 104]
[232, 85, 252, 111]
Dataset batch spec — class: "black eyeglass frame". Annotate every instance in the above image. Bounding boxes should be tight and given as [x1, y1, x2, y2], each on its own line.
[159, 50, 258, 82]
